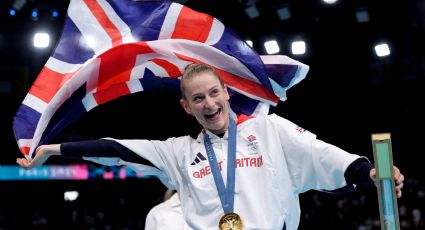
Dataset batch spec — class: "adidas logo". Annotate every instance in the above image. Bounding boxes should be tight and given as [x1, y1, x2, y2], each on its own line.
[190, 152, 207, 165]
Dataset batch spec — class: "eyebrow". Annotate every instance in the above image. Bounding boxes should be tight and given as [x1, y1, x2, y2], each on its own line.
[190, 85, 220, 98]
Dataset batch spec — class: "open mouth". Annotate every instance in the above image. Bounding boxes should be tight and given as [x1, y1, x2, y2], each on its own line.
[205, 108, 221, 120]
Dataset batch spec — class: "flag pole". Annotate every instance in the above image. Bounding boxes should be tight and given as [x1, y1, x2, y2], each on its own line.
[371, 133, 400, 230]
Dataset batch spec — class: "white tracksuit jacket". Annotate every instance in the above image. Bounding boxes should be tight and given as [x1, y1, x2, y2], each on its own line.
[75, 114, 362, 230]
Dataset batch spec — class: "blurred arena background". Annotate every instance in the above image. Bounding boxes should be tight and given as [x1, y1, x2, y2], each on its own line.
[1, 0, 424, 229]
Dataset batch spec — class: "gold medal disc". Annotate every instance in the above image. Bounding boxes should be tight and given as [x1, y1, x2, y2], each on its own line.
[219, 212, 243, 230]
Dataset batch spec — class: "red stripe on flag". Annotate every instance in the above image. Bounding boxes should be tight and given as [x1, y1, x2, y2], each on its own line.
[93, 82, 131, 105]
[83, 0, 123, 46]
[151, 59, 182, 78]
[172, 6, 213, 42]
[97, 42, 154, 92]
[20, 146, 30, 155]
[29, 67, 74, 103]
[175, 53, 280, 103]
[215, 69, 279, 103]
[236, 114, 255, 125]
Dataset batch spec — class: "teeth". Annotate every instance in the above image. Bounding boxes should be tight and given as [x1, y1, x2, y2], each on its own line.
[205, 109, 221, 119]
[206, 110, 219, 115]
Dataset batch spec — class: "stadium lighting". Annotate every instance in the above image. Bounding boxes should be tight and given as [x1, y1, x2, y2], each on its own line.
[64, 191, 79, 201]
[291, 40, 306, 55]
[323, 0, 338, 4]
[245, 5, 260, 19]
[9, 9, 17, 16]
[355, 9, 369, 23]
[52, 10, 59, 18]
[374, 43, 390, 57]
[31, 9, 38, 20]
[264, 40, 280, 54]
[245, 40, 253, 47]
[276, 6, 291, 21]
[33, 33, 50, 48]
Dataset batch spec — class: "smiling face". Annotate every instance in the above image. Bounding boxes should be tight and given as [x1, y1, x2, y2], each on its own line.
[180, 67, 230, 135]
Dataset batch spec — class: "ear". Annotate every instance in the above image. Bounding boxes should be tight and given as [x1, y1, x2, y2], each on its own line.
[180, 98, 192, 115]
[223, 85, 230, 100]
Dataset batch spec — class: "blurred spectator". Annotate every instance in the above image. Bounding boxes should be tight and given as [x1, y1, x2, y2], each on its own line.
[145, 189, 186, 230]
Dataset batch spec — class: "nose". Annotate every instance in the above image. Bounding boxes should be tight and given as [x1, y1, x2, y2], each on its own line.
[204, 96, 215, 108]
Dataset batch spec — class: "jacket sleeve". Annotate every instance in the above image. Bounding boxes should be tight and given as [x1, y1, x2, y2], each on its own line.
[268, 114, 363, 193]
[61, 139, 155, 167]
[60, 137, 188, 189]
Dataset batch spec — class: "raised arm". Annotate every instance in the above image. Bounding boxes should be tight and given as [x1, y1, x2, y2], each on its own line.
[16, 139, 155, 169]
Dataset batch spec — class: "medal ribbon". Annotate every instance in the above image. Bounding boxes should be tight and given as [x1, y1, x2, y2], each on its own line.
[204, 117, 237, 213]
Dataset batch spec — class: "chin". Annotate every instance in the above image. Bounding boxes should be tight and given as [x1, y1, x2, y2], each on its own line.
[208, 124, 226, 134]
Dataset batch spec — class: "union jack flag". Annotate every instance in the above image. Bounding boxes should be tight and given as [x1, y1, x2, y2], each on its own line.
[13, 0, 309, 159]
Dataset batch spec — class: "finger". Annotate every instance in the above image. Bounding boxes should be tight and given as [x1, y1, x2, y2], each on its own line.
[16, 158, 32, 169]
[393, 166, 401, 178]
[370, 168, 376, 177]
[16, 158, 28, 168]
[395, 185, 402, 198]
[16, 158, 24, 166]
[394, 177, 403, 199]
[370, 168, 377, 182]
[395, 173, 404, 185]
[396, 182, 404, 190]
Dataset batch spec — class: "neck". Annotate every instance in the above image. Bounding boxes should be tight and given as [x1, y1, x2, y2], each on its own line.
[216, 132, 225, 138]
[207, 126, 228, 135]
[207, 129, 227, 136]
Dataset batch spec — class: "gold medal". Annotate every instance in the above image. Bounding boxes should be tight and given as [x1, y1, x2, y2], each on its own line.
[219, 212, 243, 230]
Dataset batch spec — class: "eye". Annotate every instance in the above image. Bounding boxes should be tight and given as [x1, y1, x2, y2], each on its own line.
[192, 95, 203, 103]
[210, 89, 219, 96]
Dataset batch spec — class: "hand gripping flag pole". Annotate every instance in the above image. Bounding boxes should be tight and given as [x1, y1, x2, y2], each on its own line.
[371, 133, 400, 230]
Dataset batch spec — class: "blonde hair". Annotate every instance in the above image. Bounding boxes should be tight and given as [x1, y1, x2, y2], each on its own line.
[180, 64, 224, 99]
[163, 189, 177, 201]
